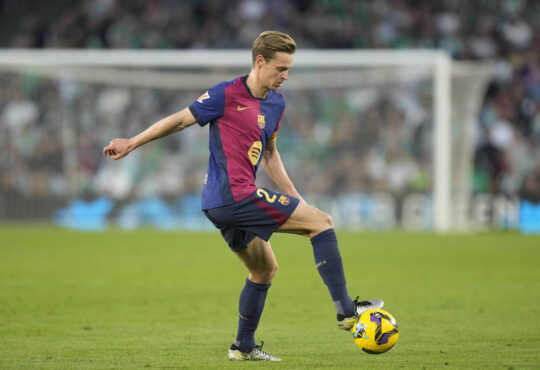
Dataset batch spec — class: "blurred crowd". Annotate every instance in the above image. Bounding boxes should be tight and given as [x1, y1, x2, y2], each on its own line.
[3, 0, 539, 56]
[1, 0, 539, 222]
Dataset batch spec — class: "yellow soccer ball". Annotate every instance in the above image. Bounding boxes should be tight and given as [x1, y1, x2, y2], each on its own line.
[353, 309, 399, 354]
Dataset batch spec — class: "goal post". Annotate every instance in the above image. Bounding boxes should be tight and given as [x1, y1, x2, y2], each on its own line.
[433, 52, 452, 232]
[0, 49, 493, 231]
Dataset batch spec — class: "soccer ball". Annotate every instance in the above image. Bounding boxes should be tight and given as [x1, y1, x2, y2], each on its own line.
[353, 309, 399, 354]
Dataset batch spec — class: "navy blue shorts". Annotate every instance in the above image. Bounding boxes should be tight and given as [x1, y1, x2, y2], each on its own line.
[203, 188, 300, 252]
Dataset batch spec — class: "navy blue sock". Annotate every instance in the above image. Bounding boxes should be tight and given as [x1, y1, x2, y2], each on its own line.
[311, 228, 355, 316]
[234, 278, 271, 352]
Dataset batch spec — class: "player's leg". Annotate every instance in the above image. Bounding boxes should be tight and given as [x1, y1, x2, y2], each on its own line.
[276, 199, 333, 238]
[228, 237, 280, 361]
[235, 236, 278, 284]
[277, 202, 356, 317]
[277, 201, 383, 329]
[204, 201, 283, 360]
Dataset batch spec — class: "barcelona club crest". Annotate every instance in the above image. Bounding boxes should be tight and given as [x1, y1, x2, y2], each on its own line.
[278, 195, 290, 206]
[257, 114, 266, 129]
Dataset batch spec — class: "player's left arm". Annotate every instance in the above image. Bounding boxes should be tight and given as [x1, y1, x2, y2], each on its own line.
[262, 137, 304, 202]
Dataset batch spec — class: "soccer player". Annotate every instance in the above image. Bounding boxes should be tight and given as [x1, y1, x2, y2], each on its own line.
[103, 30, 383, 361]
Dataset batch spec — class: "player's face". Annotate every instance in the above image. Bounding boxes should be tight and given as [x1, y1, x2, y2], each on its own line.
[260, 52, 293, 90]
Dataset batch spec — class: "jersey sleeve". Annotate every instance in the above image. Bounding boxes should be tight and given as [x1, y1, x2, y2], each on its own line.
[270, 103, 286, 140]
[189, 82, 227, 126]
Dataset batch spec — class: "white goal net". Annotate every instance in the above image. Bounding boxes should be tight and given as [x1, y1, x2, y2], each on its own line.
[0, 49, 494, 231]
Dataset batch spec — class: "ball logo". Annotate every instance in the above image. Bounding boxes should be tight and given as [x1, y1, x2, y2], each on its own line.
[248, 141, 263, 165]
[353, 323, 367, 339]
[370, 312, 399, 346]
[278, 195, 290, 205]
[257, 114, 265, 129]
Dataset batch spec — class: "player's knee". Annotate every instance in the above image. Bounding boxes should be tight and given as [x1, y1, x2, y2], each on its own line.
[316, 211, 334, 231]
[253, 262, 278, 284]
[267, 262, 278, 281]
[307, 211, 334, 238]
[321, 211, 334, 229]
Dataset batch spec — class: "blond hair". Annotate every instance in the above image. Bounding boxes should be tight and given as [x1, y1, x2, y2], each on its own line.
[252, 31, 296, 64]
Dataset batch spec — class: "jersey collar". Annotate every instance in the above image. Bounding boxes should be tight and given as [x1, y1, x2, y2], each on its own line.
[241, 75, 269, 101]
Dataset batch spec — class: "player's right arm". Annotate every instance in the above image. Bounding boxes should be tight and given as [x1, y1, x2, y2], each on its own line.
[103, 107, 196, 160]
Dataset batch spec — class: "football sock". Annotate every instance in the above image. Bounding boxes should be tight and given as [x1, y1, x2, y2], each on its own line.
[234, 278, 271, 352]
[311, 228, 356, 316]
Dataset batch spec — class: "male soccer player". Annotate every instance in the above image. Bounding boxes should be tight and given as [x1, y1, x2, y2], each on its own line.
[103, 31, 383, 361]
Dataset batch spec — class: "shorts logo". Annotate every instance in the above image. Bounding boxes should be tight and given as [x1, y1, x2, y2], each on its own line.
[278, 195, 290, 205]
[197, 91, 210, 103]
[248, 141, 263, 165]
[257, 114, 265, 129]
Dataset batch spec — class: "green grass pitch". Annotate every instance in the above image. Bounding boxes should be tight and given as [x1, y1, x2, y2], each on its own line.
[1, 227, 539, 369]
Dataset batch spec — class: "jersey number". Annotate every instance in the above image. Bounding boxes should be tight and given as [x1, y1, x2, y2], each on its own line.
[256, 189, 276, 203]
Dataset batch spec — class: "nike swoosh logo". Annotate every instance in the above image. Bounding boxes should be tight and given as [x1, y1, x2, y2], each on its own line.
[232, 351, 250, 360]
[315, 260, 327, 268]
[237, 106, 252, 111]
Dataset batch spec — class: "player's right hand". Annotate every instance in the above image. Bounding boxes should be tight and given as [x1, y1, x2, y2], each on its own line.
[103, 138, 131, 160]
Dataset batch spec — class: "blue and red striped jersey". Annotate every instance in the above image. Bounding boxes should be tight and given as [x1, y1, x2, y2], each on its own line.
[189, 76, 286, 210]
